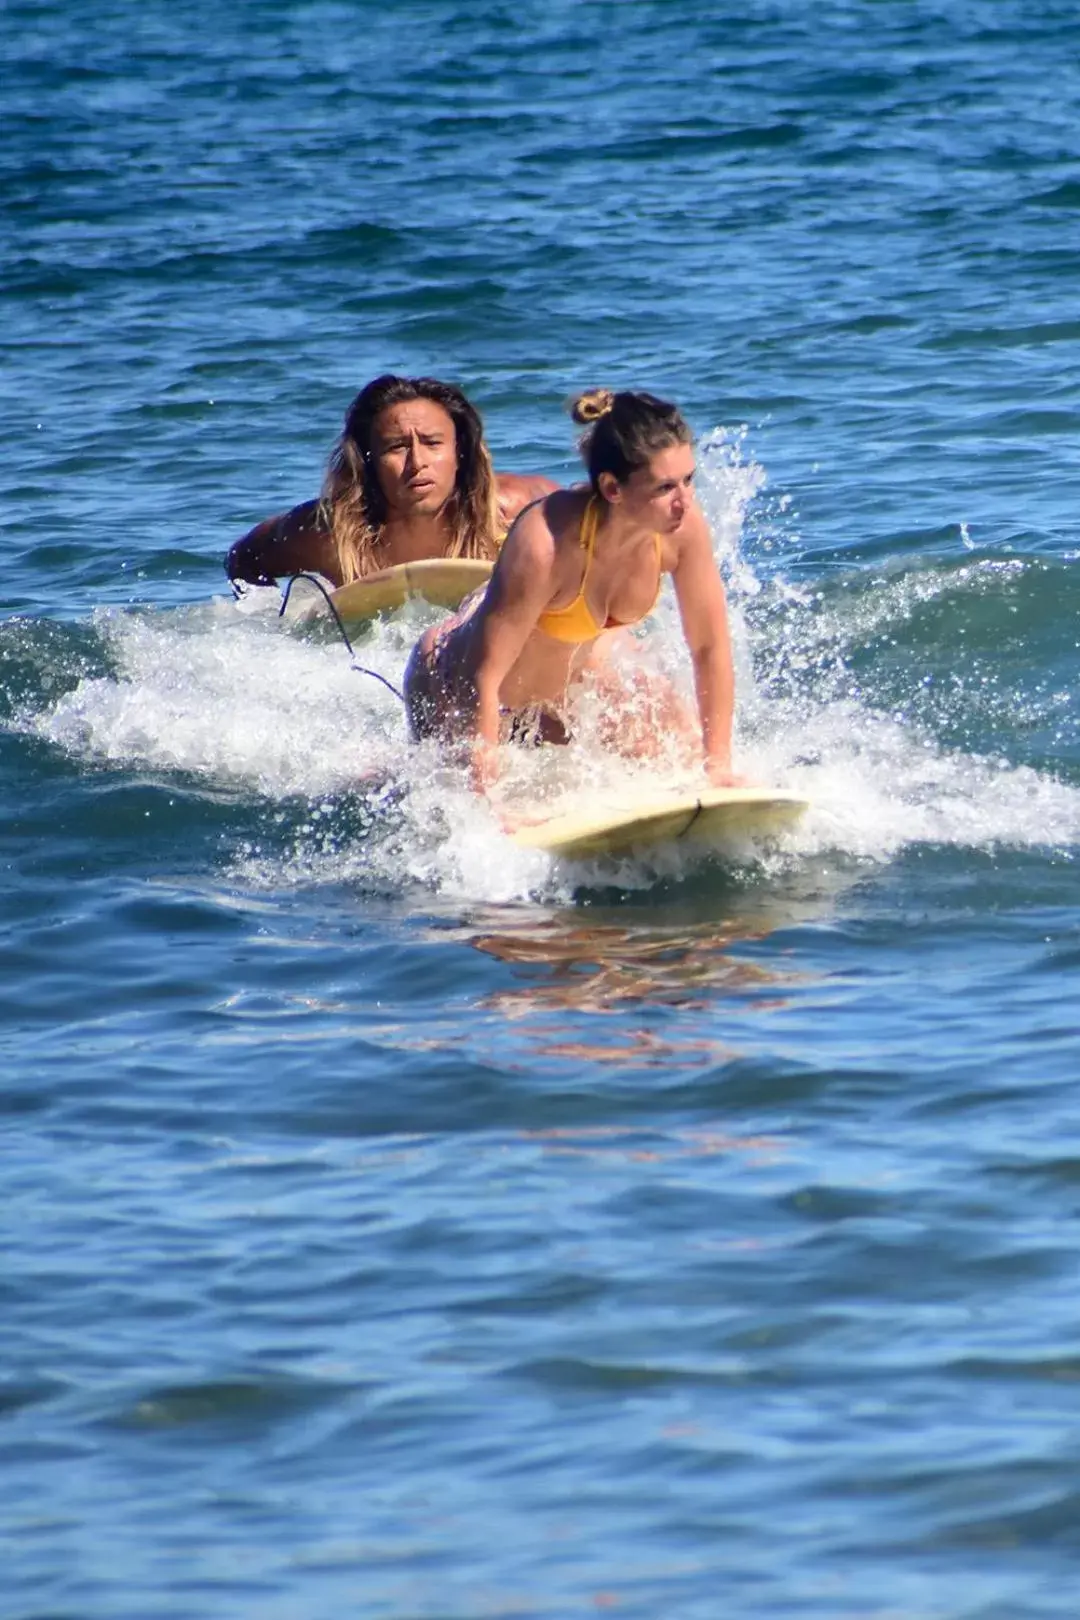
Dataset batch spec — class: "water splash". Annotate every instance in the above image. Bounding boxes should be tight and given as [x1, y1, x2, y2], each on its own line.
[16, 433, 1080, 901]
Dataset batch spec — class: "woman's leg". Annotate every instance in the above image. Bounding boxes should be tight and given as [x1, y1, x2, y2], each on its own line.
[403, 587, 497, 742]
[403, 622, 459, 740]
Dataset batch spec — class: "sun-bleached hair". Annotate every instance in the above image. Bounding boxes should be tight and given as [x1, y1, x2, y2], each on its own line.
[568, 388, 693, 491]
[320, 375, 501, 584]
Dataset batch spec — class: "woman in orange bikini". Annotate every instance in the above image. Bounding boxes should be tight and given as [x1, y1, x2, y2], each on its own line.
[403, 388, 737, 793]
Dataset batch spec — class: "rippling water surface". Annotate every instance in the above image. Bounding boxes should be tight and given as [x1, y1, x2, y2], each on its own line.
[4, 3, 1080, 1615]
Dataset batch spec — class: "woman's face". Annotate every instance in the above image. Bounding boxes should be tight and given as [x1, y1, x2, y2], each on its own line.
[370, 399, 459, 516]
[603, 442, 696, 532]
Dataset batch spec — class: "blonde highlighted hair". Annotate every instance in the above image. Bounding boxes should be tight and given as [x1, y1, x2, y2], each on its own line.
[320, 375, 501, 585]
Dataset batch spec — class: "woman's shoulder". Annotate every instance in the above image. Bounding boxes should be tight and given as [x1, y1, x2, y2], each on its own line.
[507, 485, 589, 548]
[670, 501, 712, 554]
[661, 502, 722, 585]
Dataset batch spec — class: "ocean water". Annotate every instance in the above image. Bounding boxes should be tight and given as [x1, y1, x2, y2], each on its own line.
[4, 2, 1080, 1615]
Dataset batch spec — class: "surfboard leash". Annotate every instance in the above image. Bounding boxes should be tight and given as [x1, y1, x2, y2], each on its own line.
[679, 799, 705, 838]
[277, 573, 404, 703]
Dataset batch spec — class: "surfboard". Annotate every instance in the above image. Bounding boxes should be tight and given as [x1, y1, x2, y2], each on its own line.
[327, 558, 494, 625]
[510, 785, 808, 859]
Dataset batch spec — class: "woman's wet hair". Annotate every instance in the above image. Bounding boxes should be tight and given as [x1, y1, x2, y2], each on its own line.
[320, 374, 499, 584]
[568, 389, 692, 491]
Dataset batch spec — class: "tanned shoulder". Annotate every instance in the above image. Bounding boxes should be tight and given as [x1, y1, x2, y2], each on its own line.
[495, 473, 560, 531]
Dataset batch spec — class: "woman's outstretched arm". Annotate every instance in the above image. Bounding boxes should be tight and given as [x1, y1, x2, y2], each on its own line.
[670, 507, 736, 781]
[225, 501, 338, 586]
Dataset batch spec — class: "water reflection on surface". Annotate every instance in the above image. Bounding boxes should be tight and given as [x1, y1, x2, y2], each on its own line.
[473, 917, 789, 1009]
[518, 1120, 791, 1171]
[448, 887, 827, 1069]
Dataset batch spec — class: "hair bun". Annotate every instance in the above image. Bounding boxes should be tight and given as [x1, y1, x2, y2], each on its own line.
[569, 388, 616, 425]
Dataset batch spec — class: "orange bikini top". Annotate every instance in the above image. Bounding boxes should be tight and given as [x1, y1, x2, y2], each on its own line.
[535, 497, 662, 644]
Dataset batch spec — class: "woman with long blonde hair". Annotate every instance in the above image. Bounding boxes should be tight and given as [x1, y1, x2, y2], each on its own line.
[226, 374, 556, 588]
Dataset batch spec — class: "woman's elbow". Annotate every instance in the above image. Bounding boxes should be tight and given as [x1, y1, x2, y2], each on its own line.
[226, 547, 269, 587]
[690, 636, 729, 669]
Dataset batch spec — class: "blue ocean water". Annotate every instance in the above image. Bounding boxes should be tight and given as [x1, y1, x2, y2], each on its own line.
[4, 2, 1080, 1614]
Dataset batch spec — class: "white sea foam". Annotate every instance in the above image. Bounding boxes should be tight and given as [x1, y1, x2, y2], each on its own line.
[27, 434, 1080, 901]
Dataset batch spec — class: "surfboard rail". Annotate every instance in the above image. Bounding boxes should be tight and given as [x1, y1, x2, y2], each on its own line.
[510, 785, 809, 858]
[327, 558, 494, 625]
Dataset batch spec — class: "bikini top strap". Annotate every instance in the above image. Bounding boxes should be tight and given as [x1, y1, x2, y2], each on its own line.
[580, 494, 600, 562]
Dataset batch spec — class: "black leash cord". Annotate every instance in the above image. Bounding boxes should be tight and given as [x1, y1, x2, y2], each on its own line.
[277, 573, 404, 703]
[678, 799, 704, 839]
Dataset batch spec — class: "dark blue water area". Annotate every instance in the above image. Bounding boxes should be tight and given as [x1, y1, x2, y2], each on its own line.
[4, 1, 1080, 1615]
